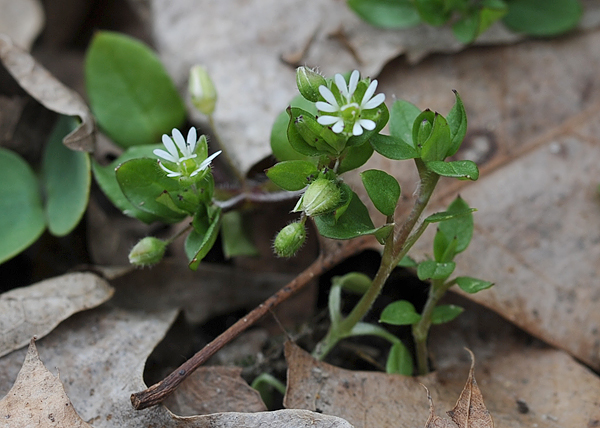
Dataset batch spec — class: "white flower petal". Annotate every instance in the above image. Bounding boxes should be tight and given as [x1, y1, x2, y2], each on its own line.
[359, 119, 376, 130]
[196, 150, 222, 172]
[172, 128, 186, 153]
[186, 127, 198, 154]
[331, 120, 345, 134]
[348, 70, 359, 97]
[362, 93, 385, 110]
[317, 115, 340, 125]
[319, 86, 339, 107]
[315, 101, 339, 113]
[352, 122, 364, 136]
[334, 74, 349, 99]
[361, 80, 378, 106]
[153, 149, 178, 163]
[158, 161, 181, 176]
[162, 134, 180, 159]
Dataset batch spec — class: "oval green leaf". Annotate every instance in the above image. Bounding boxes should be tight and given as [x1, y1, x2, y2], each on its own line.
[380, 300, 422, 325]
[270, 95, 317, 162]
[360, 169, 401, 216]
[446, 91, 468, 156]
[426, 159, 479, 180]
[313, 191, 377, 240]
[42, 116, 91, 236]
[0, 148, 45, 264]
[186, 208, 222, 270]
[370, 133, 419, 160]
[266, 160, 318, 191]
[502, 0, 581, 37]
[348, 0, 421, 29]
[431, 304, 464, 324]
[390, 99, 421, 148]
[417, 260, 456, 280]
[386, 341, 414, 375]
[455, 276, 494, 293]
[437, 195, 474, 254]
[85, 31, 186, 148]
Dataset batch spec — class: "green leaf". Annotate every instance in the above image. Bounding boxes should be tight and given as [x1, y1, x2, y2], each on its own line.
[221, 211, 259, 258]
[426, 160, 479, 180]
[0, 148, 45, 264]
[380, 300, 422, 325]
[185, 207, 222, 270]
[437, 196, 474, 255]
[431, 304, 464, 324]
[360, 169, 401, 216]
[331, 272, 372, 294]
[115, 158, 188, 222]
[266, 160, 318, 191]
[337, 141, 374, 174]
[415, 0, 452, 25]
[270, 95, 317, 162]
[425, 207, 477, 224]
[478, 0, 509, 34]
[433, 230, 457, 262]
[455, 276, 494, 293]
[502, 0, 582, 37]
[452, 10, 480, 43]
[386, 341, 414, 375]
[370, 134, 419, 160]
[85, 31, 186, 148]
[313, 191, 377, 240]
[348, 0, 421, 28]
[398, 255, 418, 267]
[417, 260, 456, 280]
[390, 99, 421, 148]
[418, 113, 453, 162]
[286, 107, 328, 156]
[92, 145, 163, 223]
[42, 116, 91, 236]
[446, 91, 468, 156]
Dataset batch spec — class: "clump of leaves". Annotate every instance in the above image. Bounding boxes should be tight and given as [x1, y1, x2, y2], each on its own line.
[347, 0, 582, 43]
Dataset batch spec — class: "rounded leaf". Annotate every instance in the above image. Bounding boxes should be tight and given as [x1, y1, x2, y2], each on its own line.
[455, 276, 494, 293]
[431, 304, 464, 325]
[266, 160, 318, 191]
[380, 300, 422, 325]
[360, 169, 401, 216]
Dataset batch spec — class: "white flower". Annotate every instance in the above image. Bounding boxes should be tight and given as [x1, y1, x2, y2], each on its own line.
[153, 127, 221, 178]
[315, 70, 385, 136]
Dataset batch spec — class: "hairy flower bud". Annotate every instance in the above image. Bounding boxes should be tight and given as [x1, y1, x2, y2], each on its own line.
[273, 222, 307, 258]
[189, 65, 217, 115]
[296, 66, 327, 102]
[128, 237, 167, 267]
[295, 178, 341, 217]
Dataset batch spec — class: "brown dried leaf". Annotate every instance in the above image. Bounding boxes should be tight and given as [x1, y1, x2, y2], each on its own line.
[0, 34, 95, 152]
[0, 272, 114, 358]
[0, 338, 92, 428]
[0, 0, 44, 51]
[164, 366, 267, 416]
[0, 307, 354, 428]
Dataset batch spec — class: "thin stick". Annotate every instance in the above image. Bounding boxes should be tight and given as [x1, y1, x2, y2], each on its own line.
[130, 238, 369, 410]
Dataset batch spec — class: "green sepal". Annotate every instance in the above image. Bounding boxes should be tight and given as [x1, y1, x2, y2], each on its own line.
[266, 160, 318, 191]
[370, 134, 419, 160]
[455, 276, 494, 293]
[115, 158, 188, 223]
[431, 304, 464, 324]
[417, 260, 456, 280]
[380, 300, 422, 325]
[345, 102, 390, 148]
[0, 148, 45, 264]
[185, 206, 222, 270]
[446, 91, 468, 156]
[42, 116, 91, 237]
[390, 99, 421, 149]
[416, 112, 452, 162]
[386, 341, 414, 376]
[85, 31, 185, 148]
[287, 107, 327, 156]
[92, 145, 164, 223]
[426, 160, 479, 180]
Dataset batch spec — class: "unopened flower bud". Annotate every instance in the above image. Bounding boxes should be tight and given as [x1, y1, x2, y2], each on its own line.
[273, 222, 307, 258]
[128, 237, 167, 267]
[189, 65, 217, 115]
[296, 67, 327, 102]
[295, 178, 341, 217]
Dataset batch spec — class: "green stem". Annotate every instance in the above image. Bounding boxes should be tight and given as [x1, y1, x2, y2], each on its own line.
[412, 278, 453, 375]
[314, 159, 441, 361]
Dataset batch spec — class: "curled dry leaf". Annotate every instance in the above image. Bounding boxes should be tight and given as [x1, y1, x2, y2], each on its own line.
[0, 338, 93, 428]
[0, 0, 44, 51]
[0, 34, 95, 152]
[0, 272, 114, 358]
[425, 349, 493, 428]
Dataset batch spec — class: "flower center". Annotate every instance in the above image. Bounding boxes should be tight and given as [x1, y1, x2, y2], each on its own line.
[180, 158, 198, 176]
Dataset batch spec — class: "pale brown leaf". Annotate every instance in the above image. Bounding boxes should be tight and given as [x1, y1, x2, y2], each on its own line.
[0, 34, 95, 151]
[0, 272, 114, 358]
[0, 0, 44, 51]
[0, 338, 92, 428]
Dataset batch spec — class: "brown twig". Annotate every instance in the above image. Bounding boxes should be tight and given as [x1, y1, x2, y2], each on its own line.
[130, 237, 371, 410]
